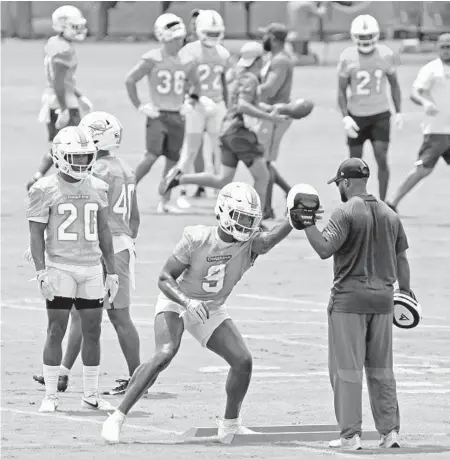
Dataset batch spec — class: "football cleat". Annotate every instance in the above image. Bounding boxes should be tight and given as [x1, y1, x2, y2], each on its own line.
[192, 187, 206, 198]
[176, 195, 191, 209]
[39, 395, 59, 413]
[156, 202, 185, 215]
[217, 418, 256, 442]
[159, 167, 182, 195]
[102, 378, 129, 396]
[329, 434, 362, 450]
[380, 430, 400, 448]
[81, 395, 115, 411]
[33, 374, 69, 392]
[102, 411, 126, 443]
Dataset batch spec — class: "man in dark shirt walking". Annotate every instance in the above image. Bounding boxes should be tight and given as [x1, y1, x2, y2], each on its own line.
[302, 158, 412, 450]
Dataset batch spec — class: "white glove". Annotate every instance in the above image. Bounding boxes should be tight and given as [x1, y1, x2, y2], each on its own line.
[105, 273, 119, 303]
[180, 96, 197, 117]
[78, 95, 93, 115]
[186, 299, 210, 324]
[342, 115, 360, 139]
[422, 99, 439, 116]
[36, 269, 55, 301]
[138, 103, 160, 119]
[55, 108, 70, 130]
[393, 113, 403, 130]
[199, 96, 217, 116]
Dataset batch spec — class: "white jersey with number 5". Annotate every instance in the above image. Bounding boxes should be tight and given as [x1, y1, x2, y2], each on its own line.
[26, 174, 108, 266]
[338, 44, 399, 116]
[166, 225, 258, 311]
[179, 41, 230, 103]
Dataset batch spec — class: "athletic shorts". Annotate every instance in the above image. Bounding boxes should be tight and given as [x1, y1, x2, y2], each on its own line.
[347, 111, 391, 147]
[46, 262, 104, 307]
[220, 122, 265, 168]
[257, 118, 292, 162]
[184, 100, 227, 135]
[47, 108, 81, 141]
[145, 111, 184, 162]
[154, 295, 230, 347]
[103, 249, 135, 310]
[416, 134, 450, 169]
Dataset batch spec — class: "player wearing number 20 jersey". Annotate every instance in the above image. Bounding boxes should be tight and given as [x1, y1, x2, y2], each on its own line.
[101, 182, 295, 443]
[338, 15, 402, 202]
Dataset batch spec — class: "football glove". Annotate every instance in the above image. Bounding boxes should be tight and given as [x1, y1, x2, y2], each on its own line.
[186, 299, 210, 324]
[55, 108, 70, 130]
[138, 103, 160, 119]
[199, 96, 217, 116]
[78, 95, 93, 116]
[36, 269, 55, 301]
[342, 116, 359, 139]
[105, 273, 119, 303]
[422, 99, 439, 116]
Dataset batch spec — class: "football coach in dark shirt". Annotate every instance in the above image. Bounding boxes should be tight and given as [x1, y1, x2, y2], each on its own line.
[303, 158, 412, 450]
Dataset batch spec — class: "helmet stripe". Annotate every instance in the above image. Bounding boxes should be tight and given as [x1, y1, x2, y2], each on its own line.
[75, 126, 88, 147]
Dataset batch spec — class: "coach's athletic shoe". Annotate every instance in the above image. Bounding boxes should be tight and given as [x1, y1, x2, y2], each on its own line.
[33, 374, 69, 392]
[101, 410, 126, 443]
[380, 430, 400, 448]
[329, 434, 362, 450]
[217, 418, 256, 442]
[156, 202, 185, 214]
[102, 378, 129, 396]
[81, 395, 115, 411]
[159, 167, 182, 195]
[39, 395, 59, 412]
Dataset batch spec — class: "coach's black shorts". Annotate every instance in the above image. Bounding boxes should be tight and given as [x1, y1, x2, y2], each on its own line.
[347, 111, 391, 147]
[417, 134, 450, 169]
[220, 121, 265, 168]
[47, 108, 81, 142]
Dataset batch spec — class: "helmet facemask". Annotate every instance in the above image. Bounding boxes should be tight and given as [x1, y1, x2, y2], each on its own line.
[63, 17, 87, 42]
[353, 32, 379, 54]
[54, 151, 96, 180]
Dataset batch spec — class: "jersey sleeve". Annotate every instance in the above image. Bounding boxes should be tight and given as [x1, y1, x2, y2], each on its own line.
[337, 52, 350, 78]
[92, 178, 109, 210]
[385, 49, 400, 75]
[413, 62, 433, 91]
[92, 161, 110, 183]
[172, 227, 194, 265]
[45, 37, 72, 67]
[322, 208, 350, 252]
[26, 182, 51, 223]
[395, 219, 409, 254]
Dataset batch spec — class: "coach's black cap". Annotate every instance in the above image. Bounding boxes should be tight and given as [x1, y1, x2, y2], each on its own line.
[258, 23, 288, 42]
[327, 158, 370, 184]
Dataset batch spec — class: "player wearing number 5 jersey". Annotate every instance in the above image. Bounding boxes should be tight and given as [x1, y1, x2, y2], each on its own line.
[338, 15, 402, 202]
[102, 182, 294, 443]
[26, 126, 117, 413]
[125, 13, 200, 213]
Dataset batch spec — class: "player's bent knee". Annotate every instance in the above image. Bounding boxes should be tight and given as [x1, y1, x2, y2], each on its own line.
[232, 353, 253, 373]
[153, 348, 177, 372]
[74, 298, 104, 310]
[46, 296, 73, 310]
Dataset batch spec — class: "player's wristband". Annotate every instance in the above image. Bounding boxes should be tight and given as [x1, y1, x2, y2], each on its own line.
[33, 172, 43, 181]
[188, 92, 199, 101]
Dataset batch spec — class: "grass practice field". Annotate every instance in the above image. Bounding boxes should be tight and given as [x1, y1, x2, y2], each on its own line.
[1, 39, 450, 459]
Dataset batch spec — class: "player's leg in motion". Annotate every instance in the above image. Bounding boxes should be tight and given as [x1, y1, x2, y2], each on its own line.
[101, 312, 184, 443]
[193, 142, 206, 197]
[371, 140, 390, 201]
[179, 165, 236, 193]
[247, 157, 270, 213]
[206, 319, 254, 437]
[365, 313, 400, 447]
[59, 308, 82, 386]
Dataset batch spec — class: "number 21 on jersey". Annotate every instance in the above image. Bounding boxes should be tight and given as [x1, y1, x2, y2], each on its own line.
[355, 69, 383, 96]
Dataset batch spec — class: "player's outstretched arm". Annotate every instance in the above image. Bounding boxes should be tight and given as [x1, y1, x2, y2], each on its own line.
[251, 219, 293, 255]
[129, 189, 140, 240]
[98, 207, 115, 274]
[125, 59, 154, 109]
[29, 221, 47, 271]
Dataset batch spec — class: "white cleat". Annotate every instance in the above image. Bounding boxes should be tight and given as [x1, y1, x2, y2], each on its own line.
[38, 395, 59, 412]
[217, 418, 256, 442]
[380, 430, 400, 448]
[329, 434, 362, 450]
[156, 202, 185, 214]
[81, 395, 115, 411]
[176, 195, 191, 209]
[101, 411, 125, 443]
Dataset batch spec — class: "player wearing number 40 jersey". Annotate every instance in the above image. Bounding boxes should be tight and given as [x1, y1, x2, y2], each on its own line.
[33, 112, 142, 397]
[102, 182, 294, 444]
[125, 13, 200, 214]
[338, 15, 402, 202]
[26, 126, 118, 414]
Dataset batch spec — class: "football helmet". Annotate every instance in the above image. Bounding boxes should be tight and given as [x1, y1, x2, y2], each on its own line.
[51, 126, 97, 180]
[215, 182, 262, 242]
[79, 111, 123, 151]
[52, 5, 87, 42]
[350, 15, 380, 54]
[196, 10, 225, 47]
[154, 13, 186, 42]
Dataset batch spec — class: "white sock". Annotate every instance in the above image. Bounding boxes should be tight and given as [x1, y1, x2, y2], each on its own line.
[223, 417, 240, 426]
[59, 365, 70, 377]
[83, 365, 99, 398]
[43, 364, 59, 398]
[112, 410, 126, 422]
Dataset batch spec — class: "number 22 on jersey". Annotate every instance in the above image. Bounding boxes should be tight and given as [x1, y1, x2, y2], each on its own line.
[198, 64, 223, 92]
[355, 69, 383, 96]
